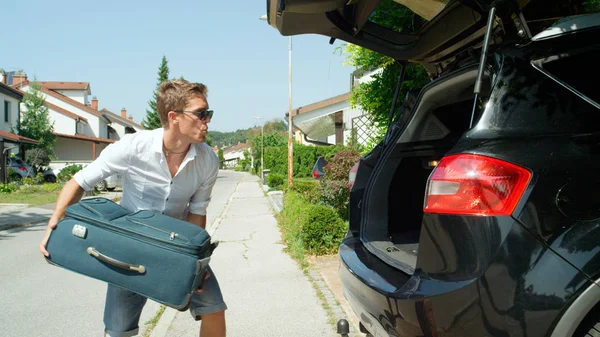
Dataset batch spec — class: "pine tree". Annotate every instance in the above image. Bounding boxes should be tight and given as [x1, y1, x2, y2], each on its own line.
[19, 81, 56, 157]
[142, 56, 170, 129]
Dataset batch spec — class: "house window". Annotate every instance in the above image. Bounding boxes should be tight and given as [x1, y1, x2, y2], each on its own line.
[4, 101, 9, 123]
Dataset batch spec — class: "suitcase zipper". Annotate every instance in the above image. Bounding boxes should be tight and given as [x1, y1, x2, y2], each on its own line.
[66, 212, 204, 254]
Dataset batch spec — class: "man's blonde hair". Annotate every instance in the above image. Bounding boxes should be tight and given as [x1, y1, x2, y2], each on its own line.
[157, 80, 208, 127]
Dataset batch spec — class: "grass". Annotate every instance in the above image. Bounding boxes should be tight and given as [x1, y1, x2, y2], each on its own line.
[142, 305, 166, 337]
[0, 191, 60, 206]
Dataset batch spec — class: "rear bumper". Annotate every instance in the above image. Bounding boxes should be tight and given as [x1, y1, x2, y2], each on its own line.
[339, 220, 590, 337]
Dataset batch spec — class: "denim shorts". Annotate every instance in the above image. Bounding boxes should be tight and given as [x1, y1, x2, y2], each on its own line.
[103, 267, 227, 337]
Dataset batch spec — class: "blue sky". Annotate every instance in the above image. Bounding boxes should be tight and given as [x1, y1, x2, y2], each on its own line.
[1, 0, 355, 132]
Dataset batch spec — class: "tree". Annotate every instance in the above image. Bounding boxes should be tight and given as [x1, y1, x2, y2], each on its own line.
[142, 56, 170, 130]
[25, 148, 51, 174]
[218, 148, 224, 169]
[338, 0, 430, 151]
[19, 81, 57, 158]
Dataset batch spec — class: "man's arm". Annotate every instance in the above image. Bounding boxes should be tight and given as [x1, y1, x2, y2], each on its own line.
[186, 212, 207, 229]
[39, 178, 85, 257]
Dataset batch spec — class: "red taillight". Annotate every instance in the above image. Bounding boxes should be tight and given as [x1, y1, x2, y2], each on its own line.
[18, 166, 27, 171]
[424, 154, 531, 216]
[313, 170, 319, 179]
[348, 162, 359, 189]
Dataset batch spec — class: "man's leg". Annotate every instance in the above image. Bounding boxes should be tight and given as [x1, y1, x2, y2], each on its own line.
[200, 311, 226, 337]
[189, 267, 227, 337]
[104, 284, 148, 337]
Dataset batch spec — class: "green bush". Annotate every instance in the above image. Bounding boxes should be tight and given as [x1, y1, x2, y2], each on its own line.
[320, 148, 362, 219]
[41, 183, 63, 193]
[278, 192, 311, 261]
[302, 204, 347, 255]
[57, 164, 83, 182]
[279, 191, 347, 257]
[233, 165, 243, 172]
[7, 170, 22, 183]
[266, 173, 285, 188]
[19, 184, 42, 193]
[287, 178, 321, 204]
[323, 147, 362, 181]
[35, 173, 45, 185]
[320, 180, 351, 219]
[0, 183, 17, 194]
[261, 143, 351, 178]
[21, 177, 36, 186]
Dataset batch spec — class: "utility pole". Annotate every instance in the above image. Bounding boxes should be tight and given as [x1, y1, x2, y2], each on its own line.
[287, 36, 293, 187]
[254, 117, 264, 182]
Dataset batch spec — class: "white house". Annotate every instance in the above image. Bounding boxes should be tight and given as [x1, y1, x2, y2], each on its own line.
[287, 68, 380, 147]
[222, 142, 251, 169]
[10, 73, 144, 173]
[0, 71, 40, 182]
[100, 108, 144, 140]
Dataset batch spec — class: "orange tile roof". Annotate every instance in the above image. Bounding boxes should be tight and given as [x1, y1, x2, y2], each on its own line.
[0, 130, 39, 144]
[100, 108, 144, 130]
[39, 82, 90, 91]
[54, 132, 115, 144]
[44, 101, 88, 122]
[41, 87, 104, 119]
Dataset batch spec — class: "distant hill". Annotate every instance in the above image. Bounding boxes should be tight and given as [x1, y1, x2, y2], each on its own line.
[210, 119, 287, 148]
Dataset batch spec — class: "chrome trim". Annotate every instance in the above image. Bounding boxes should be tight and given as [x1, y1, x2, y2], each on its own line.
[550, 278, 600, 337]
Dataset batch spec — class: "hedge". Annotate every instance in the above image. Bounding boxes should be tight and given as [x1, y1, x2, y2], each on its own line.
[262, 143, 349, 178]
[279, 191, 348, 256]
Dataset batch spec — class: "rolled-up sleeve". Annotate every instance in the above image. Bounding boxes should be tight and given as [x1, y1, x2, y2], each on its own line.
[73, 135, 133, 191]
[188, 164, 218, 216]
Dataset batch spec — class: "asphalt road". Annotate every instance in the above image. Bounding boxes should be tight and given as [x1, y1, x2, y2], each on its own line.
[0, 170, 242, 337]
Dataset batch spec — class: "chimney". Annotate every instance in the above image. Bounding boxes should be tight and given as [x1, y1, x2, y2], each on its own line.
[91, 97, 98, 110]
[0, 70, 6, 84]
[11, 71, 28, 86]
[128, 115, 133, 122]
[121, 108, 127, 119]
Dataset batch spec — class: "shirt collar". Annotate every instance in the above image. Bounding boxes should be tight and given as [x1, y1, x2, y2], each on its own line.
[153, 128, 199, 159]
[152, 128, 165, 154]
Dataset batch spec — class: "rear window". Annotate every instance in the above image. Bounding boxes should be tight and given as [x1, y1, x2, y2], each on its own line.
[478, 51, 600, 135]
[534, 47, 600, 108]
[523, 0, 600, 35]
[368, 0, 436, 34]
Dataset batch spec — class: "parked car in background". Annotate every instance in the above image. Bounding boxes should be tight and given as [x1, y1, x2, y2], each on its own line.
[95, 173, 122, 191]
[269, 1, 600, 337]
[6, 157, 57, 182]
[312, 156, 327, 179]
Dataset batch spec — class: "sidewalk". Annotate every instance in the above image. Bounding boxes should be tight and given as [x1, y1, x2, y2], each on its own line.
[151, 173, 345, 337]
[0, 190, 122, 232]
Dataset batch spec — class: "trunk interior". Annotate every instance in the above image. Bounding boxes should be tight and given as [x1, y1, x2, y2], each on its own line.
[361, 67, 490, 274]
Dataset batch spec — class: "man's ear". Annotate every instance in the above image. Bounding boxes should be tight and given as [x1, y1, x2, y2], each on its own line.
[167, 111, 178, 125]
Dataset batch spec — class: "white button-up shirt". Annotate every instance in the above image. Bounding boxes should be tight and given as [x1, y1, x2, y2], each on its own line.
[74, 128, 219, 219]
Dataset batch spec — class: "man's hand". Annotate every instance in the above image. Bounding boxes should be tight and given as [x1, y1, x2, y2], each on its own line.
[39, 216, 61, 258]
[38, 178, 85, 258]
[196, 270, 211, 293]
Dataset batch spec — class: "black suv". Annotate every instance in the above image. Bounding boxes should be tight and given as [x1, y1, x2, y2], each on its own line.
[267, 1, 600, 336]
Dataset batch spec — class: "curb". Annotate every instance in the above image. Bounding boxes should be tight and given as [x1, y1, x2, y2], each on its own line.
[266, 193, 283, 214]
[307, 269, 362, 337]
[149, 307, 178, 337]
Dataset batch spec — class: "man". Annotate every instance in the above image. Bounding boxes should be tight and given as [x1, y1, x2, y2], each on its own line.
[39, 80, 227, 337]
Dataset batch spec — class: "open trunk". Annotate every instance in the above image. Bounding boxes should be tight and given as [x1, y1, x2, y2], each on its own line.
[361, 66, 490, 274]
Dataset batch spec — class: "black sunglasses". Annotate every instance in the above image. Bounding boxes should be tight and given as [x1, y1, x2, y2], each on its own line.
[174, 109, 214, 121]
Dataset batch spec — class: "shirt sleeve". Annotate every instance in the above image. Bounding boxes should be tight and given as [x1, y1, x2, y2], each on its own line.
[188, 153, 219, 216]
[73, 134, 133, 191]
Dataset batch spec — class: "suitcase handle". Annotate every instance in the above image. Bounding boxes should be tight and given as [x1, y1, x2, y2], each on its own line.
[87, 247, 146, 274]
